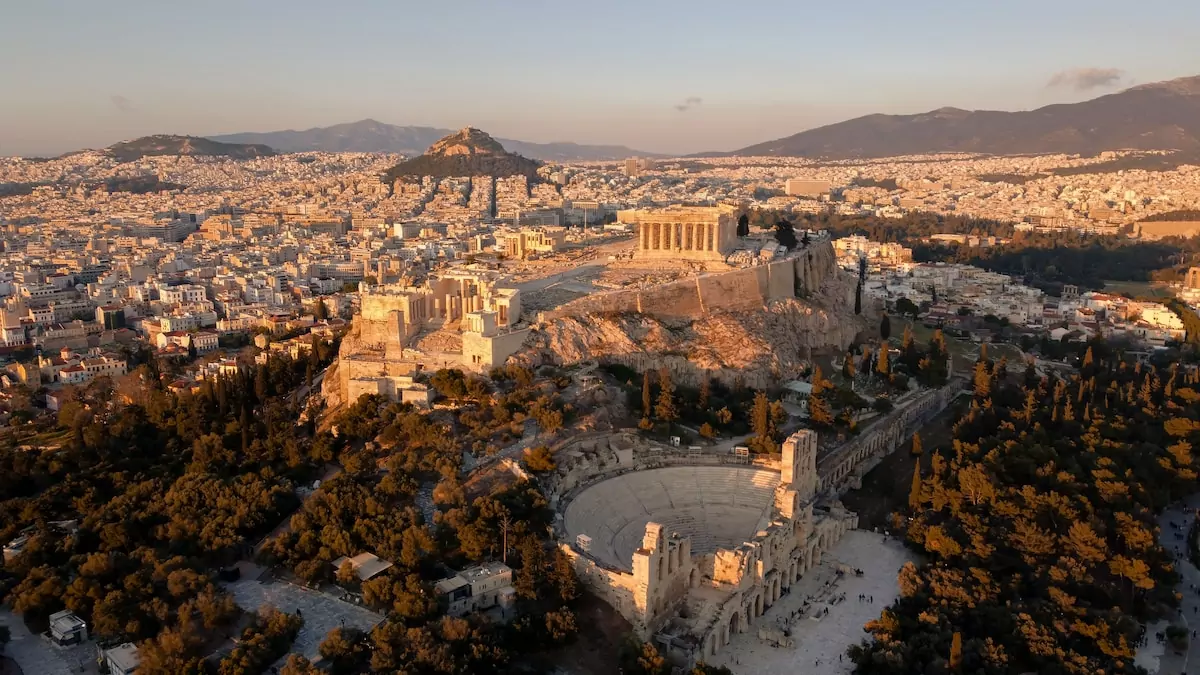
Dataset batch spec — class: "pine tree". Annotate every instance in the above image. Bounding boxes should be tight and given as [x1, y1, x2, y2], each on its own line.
[698, 376, 711, 411]
[876, 345, 890, 376]
[909, 458, 922, 511]
[842, 352, 856, 380]
[880, 313, 891, 341]
[911, 432, 923, 456]
[950, 631, 963, 670]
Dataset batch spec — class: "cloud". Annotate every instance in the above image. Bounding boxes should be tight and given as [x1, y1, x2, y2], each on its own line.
[1047, 68, 1125, 92]
[110, 95, 134, 113]
[674, 96, 703, 113]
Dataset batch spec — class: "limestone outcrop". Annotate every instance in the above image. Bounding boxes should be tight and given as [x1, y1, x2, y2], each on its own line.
[514, 243, 874, 387]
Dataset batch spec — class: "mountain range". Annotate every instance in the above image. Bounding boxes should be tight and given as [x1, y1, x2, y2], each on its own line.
[730, 75, 1200, 158]
[381, 128, 541, 183]
[210, 119, 658, 161]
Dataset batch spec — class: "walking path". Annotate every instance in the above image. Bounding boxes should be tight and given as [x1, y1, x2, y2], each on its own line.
[1138, 496, 1200, 674]
[0, 610, 96, 675]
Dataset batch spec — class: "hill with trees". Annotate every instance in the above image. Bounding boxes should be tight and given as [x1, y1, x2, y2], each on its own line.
[381, 128, 542, 183]
[105, 135, 276, 162]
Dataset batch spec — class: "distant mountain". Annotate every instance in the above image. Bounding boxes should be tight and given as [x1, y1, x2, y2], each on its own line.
[730, 75, 1200, 158]
[107, 135, 275, 163]
[381, 128, 541, 183]
[210, 119, 659, 161]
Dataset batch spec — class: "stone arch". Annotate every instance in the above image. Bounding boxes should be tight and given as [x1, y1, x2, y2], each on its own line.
[689, 568, 699, 588]
[754, 594, 764, 618]
[729, 610, 741, 639]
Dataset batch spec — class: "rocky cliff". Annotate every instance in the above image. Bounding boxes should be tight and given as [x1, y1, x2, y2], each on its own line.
[515, 245, 874, 387]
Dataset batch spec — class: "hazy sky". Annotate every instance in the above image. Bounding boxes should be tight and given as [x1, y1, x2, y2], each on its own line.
[2, 0, 1199, 157]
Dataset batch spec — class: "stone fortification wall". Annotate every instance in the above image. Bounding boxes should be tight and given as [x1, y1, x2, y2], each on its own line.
[1137, 221, 1200, 240]
[357, 295, 413, 346]
[542, 242, 840, 322]
[818, 378, 967, 495]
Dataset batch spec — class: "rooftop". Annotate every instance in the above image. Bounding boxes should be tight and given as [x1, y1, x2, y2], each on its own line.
[331, 552, 394, 581]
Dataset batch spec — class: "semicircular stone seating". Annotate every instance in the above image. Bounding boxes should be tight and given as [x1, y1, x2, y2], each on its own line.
[563, 466, 781, 571]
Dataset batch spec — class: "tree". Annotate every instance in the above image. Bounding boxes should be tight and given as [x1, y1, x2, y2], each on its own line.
[909, 458, 922, 511]
[313, 299, 329, 322]
[736, 213, 750, 237]
[774, 220, 798, 250]
[910, 432, 923, 456]
[699, 422, 717, 439]
[880, 313, 891, 340]
[896, 297, 919, 318]
[807, 390, 834, 429]
[551, 549, 579, 602]
[525, 446, 556, 473]
[751, 392, 771, 441]
[255, 366, 269, 403]
[876, 345, 890, 377]
[319, 627, 367, 674]
[973, 360, 991, 399]
[855, 281, 863, 315]
[843, 352, 856, 380]
[642, 371, 652, 416]
[950, 631, 963, 670]
[655, 369, 678, 430]
[621, 638, 669, 675]
[516, 536, 545, 600]
[698, 376, 711, 411]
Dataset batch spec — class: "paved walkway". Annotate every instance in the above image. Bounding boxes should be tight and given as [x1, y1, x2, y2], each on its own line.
[1138, 497, 1200, 674]
[223, 578, 384, 665]
[707, 530, 914, 675]
[0, 611, 97, 675]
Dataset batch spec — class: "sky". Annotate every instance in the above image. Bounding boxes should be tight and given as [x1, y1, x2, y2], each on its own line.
[2, 0, 1199, 157]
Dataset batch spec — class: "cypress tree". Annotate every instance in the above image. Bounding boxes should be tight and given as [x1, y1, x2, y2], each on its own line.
[909, 458, 922, 511]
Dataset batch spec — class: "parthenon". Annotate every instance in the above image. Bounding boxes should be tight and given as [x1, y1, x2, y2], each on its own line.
[619, 205, 738, 262]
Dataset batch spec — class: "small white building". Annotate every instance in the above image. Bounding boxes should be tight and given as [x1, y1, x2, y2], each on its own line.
[435, 562, 515, 617]
[104, 642, 141, 675]
[48, 609, 88, 645]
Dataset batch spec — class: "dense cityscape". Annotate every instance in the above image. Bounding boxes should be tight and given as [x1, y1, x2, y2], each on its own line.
[4, 5, 1200, 675]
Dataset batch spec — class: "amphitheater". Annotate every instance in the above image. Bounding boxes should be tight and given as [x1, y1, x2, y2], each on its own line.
[551, 430, 858, 666]
[563, 466, 782, 572]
